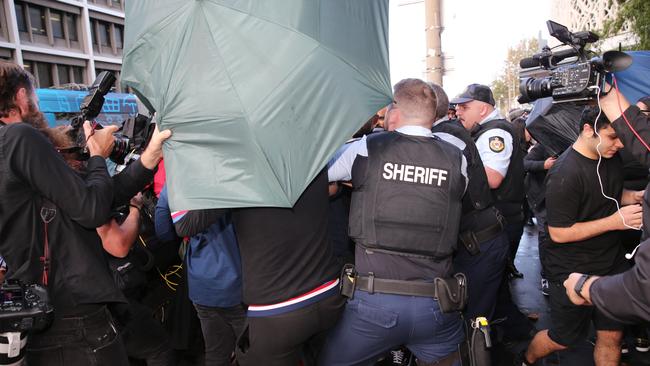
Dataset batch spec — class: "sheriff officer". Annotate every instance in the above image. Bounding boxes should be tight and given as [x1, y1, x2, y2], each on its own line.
[320, 78, 468, 365]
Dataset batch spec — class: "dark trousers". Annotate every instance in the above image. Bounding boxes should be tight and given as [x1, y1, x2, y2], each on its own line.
[534, 208, 548, 277]
[237, 294, 345, 366]
[121, 301, 175, 366]
[453, 231, 509, 321]
[494, 222, 534, 342]
[25, 306, 129, 366]
[505, 220, 525, 263]
[194, 303, 246, 366]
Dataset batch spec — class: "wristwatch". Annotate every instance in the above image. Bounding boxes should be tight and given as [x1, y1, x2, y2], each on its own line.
[574, 274, 591, 299]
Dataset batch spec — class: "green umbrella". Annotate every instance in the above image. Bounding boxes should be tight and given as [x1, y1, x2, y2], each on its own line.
[122, 0, 392, 210]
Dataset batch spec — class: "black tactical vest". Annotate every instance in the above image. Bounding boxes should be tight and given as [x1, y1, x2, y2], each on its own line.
[472, 119, 525, 220]
[348, 131, 465, 258]
[432, 120, 493, 213]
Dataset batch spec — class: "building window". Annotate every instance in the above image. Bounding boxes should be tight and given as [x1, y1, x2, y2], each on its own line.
[57, 65, 70, 84]
[91, 18, 124, 56]
[0, 48, 12, 60]
[97, 21, 109, 46]
[15, 1, 82, 50]
[15, 3, 27, 32]
[90, 0, 124, 11]
[24, 60, 85, 88]
[114, 25, 123, 50]
[28, 5, 46, 36]
[50, 11, 64, 39]
[66, 14, 78, 41]
[0, 3, 7, 41]
[35, 62, 53, 87]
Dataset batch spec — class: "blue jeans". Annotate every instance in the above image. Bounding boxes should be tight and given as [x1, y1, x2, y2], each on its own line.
[319, 290, 463, 365]
[454, 231, 509, 321]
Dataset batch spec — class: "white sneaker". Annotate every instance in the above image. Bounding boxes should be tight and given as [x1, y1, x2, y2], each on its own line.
[541, 278, 549, 297]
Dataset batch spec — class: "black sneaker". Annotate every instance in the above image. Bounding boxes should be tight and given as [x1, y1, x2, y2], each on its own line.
[507, 262, 524, 279]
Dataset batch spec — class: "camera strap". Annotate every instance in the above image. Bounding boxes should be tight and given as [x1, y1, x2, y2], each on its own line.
[39, 203, 56, 286]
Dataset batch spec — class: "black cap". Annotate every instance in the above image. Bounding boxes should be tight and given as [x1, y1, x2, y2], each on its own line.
[450, 84, 495, 106]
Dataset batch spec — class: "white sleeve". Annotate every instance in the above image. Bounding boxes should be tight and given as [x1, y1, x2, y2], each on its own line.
[327, 136, 368, 182]
[475, 129, 512, 177]
[432, 132, 468, 192]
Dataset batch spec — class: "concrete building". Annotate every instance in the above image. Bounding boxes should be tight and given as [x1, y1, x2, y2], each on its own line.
[550, 0, 636, 49]
[0, 0, 125, 90]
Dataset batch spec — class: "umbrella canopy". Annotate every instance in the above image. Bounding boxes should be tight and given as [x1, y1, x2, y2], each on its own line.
[526, 97, 582, 156]
[122, 0, 392, 210]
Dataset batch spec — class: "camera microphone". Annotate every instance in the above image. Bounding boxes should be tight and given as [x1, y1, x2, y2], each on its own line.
[520, 56, 544, 69]
[519, 48, 580, 69]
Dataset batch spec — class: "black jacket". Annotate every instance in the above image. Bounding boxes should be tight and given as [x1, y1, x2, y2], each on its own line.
[175, 169, 339, 305]
[590, 106, 650, 323]
[0, 123, 131, 315]
[523, 144, 552, 213]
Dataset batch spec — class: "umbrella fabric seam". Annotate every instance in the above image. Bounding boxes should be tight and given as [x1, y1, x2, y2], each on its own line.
[197, 3, 288, 203]
[201, 0, 387, 96]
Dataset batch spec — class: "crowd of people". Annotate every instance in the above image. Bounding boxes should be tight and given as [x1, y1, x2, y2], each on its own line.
[2, 55, 650, 366]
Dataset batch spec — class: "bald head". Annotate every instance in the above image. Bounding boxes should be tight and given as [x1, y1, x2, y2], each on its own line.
[391, 78, 437, 129]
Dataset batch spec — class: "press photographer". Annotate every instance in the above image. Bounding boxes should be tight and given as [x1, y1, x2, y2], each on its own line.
[0, 60, 170, 365]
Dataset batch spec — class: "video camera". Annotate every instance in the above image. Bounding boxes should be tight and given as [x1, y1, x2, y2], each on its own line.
[66, 71, 156, 165]
[0, 280, 53, 333]
[518, 20, 632, 104]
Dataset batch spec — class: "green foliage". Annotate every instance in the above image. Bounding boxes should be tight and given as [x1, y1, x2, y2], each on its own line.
[491, 38, 539, 114]
[603, 0, 650, 50]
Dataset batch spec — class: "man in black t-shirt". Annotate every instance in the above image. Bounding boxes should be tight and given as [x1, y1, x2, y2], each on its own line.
[522, 107, 643, 365]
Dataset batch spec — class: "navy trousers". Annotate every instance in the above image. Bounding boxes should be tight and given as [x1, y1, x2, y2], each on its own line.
[453, 231, 509, 321]
[319, 290, 463, 366]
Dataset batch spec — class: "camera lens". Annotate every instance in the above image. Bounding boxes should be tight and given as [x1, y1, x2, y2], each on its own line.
[110, 136, 131, 164]
[519, 77, 554, 103]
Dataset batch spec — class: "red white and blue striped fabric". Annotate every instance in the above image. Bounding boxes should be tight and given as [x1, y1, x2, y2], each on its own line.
[171, 210, 188, 223]
[247, 278, 340, 317]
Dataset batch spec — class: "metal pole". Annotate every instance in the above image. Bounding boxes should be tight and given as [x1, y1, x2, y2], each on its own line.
[424, 0, 443, 85]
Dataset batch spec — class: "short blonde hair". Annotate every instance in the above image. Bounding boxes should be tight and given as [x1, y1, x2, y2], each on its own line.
[393, 78, 437, 123]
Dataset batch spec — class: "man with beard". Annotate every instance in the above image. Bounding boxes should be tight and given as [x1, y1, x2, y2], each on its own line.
[0, 61, 169, 365]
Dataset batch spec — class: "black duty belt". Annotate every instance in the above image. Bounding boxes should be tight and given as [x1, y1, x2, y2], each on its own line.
[356, 275, 437, 297]
[460, 220, 503, 247]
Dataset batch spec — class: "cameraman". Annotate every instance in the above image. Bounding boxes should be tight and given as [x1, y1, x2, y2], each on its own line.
[563, 88, 650, 323]
[0, 61, 168, 365]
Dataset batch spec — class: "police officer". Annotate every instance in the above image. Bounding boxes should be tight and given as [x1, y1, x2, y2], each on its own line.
[452, 84, 526, 278]
[430, 83, 510, 323]
[320, 78, 467, 365]
[452, 84, 535, 346]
